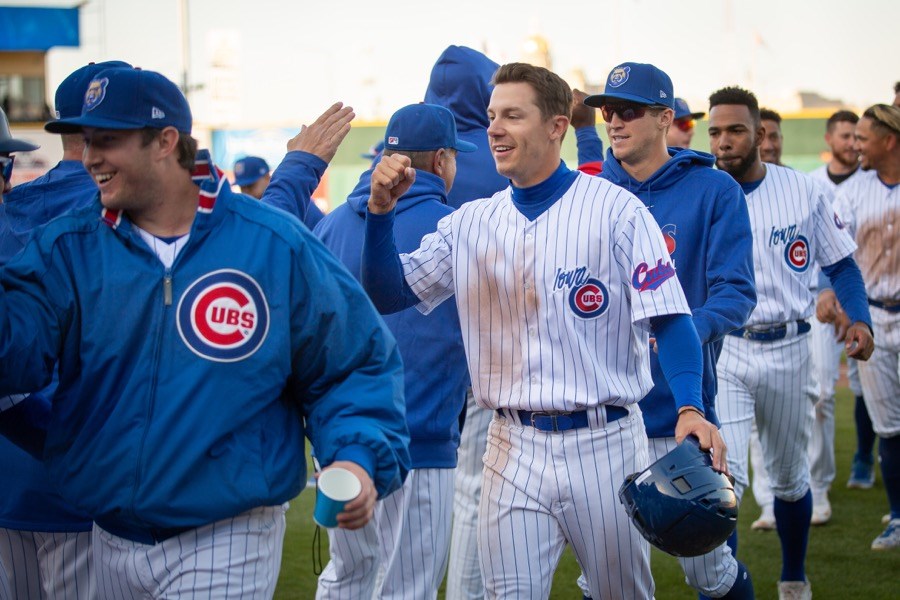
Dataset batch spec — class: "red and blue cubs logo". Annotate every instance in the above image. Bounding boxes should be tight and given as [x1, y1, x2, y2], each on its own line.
[177, 269, 269, 362]
[784, 235, 810, 273]
[569, 278, 610, 319]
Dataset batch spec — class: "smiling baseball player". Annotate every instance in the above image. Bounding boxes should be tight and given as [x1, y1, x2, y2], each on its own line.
[361, 62, 723, 600]
[707, 86, 874, 600]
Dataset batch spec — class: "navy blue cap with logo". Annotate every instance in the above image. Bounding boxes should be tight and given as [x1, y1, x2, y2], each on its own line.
[584, 62, 675, 109]
[673, 98, 705, 121]
[45, 67, 192, 135]
[233, 156, 270, 186]
[47, 60, 133, 127]
[384, 103, 477, 153]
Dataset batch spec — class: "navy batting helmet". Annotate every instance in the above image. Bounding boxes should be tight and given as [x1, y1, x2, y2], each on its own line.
[618, 436, 738, 557]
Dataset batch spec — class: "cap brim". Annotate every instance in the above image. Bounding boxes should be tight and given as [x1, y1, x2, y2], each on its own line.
[45, 115, 149, 134]
[584, 92, 665, 108]
[0, 140, 40, 152]
[454, 139, 477, 153]
[234, 176, 263, 186]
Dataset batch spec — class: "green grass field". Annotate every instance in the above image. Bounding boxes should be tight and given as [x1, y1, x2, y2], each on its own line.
[275, 388, 895, 599]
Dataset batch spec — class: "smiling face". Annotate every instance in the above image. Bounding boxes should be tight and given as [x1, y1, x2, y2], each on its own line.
[708, 104, 764, 182]
[854, 117, 890, 171]
[82, 128, 160, 213]
[759, 118, 783, 165]
[603, 102, 671, 166]
[826, 121, 859, 169]
[487, 82, 566, 188]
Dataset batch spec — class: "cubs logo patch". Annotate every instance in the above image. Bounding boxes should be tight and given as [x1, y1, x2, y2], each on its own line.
[661, 224, 677, 255]
[569, 278, 610, 319]
[177, 269, 270, 362]
[833, 212, 845, 229]
[632, 259, 676, 292]
[608, 66, 631, 88]
[84, 78, 108, 111]
[784, 235, 810, 272]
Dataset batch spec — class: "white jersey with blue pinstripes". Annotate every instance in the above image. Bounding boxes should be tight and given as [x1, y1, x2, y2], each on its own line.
[743, 164, 857, 327]
[399, 171, 691, 412]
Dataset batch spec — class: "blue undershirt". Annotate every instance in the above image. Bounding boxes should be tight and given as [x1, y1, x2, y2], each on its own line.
[510, 161, 579, 221]
[739, 178, 764, 195]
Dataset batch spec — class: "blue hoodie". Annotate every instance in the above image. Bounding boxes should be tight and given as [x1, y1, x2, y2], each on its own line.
[600, 148, 756, 437]
[0, 160, 95, 532]
[314, 169, 468, 468]
[424, 45, 508, 209]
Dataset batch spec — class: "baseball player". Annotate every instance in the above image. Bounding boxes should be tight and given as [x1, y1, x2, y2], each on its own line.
[361, 62, 725, 600]
[667, 98, 706, 149]
[707, 86, 874, 599]
[0, 67, 410, 598]
[759, 108, 784, 165]
[0, 61, 131, 600]
[312, 103, 471, 599]
[823, 104, 900, 550]
[572, 62, 756, 600]
[808, 110, 873, 523]
[421, 45, 508, 600]
[234, 154, 326, 228]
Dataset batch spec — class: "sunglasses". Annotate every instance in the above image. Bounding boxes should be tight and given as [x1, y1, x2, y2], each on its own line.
[673, 118, 695, 133]
[0, 155, 14, 184]
[600, 104, 666, 124]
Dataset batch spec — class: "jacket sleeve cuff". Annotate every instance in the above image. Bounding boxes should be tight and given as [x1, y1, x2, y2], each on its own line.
[333, 444, 378, 481]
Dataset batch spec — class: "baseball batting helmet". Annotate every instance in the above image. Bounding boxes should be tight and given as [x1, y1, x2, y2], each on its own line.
[618, 435, 738, 557]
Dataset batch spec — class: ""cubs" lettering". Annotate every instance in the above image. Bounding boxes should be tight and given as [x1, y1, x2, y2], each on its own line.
[632, 259, 676, 292]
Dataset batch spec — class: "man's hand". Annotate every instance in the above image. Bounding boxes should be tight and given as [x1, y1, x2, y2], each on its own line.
[368, 154, 415, 215]
[319, 461, 378, 530]
[845, 322, 875, 361]
[674, 409, 729, 475]
[286, 102, 355, 164]
[816, 289, 841, 324]
[570, 89, 596, 129]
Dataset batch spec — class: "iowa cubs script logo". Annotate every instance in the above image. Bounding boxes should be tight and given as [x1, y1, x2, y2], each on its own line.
[554, 266, 609, 319]
[784, 235, 810, 272]
[177, 270, 269, 362]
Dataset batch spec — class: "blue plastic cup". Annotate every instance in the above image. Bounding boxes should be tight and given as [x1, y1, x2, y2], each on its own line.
[313, 467, 362, 528]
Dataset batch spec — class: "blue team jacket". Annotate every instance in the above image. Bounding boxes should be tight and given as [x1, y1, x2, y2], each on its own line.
[0, 167, 410, 535]
[314, 169, 469, 469]
[601, 148, 756, 437]
[0, 160, 95, 531]
[424, 45, 508, 209]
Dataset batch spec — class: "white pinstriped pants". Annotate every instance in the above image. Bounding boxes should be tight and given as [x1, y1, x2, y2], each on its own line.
[316, 467, 455, 600]
[0, 528, 94, 600]
[479, 407, 653, 600]
[857, 307, 900, 437]
[92, 504, 286, 599]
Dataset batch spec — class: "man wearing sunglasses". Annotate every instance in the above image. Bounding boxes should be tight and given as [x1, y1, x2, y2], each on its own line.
[0, 108, 39, 203]
[667, 97, 705, 149]
[577, 63, 757, 600]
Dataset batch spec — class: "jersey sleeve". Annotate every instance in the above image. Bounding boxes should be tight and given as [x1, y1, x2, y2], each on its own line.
[400, 212, 456, 315]
[812, 184, 857, 268]
[832, 185, 858, 239]
[614, 198, 691, 329]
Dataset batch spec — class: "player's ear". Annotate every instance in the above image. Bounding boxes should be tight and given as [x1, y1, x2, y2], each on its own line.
[753, 123, 766, 149]
[155, 126, 181, 160]
[432, 148, 445, 176]
[548, 115, 570, 141]
[659, 108, 674, 130]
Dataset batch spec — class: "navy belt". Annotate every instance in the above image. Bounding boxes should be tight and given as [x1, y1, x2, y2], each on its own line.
[95, 518, 195, 545]
[496, 405, 628, 432]
[729, 320, 810, 342]
[868, 298, 900, 313]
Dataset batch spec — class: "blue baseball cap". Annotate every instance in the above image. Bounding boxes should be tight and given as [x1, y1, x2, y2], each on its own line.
[0, 107, 39, 153]
[673, 98, 705, 121]
[361, 140, 385, 160]
[46, 61, 133, 129]
[384, 103, 476, 153]
[45, 67, 192, 135]
[584, 62, 675, 109]
[233, 156, 270, 186]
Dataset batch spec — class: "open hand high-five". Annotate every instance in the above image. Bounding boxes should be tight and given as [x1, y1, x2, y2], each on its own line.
[368, 153, 416, 215]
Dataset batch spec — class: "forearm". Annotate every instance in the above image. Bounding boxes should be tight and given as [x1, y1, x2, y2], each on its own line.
[361, 210, 420, 314]
[652, 314, 703, 413]
[261, 151, 327, 221]
[823, 256, 872, 328]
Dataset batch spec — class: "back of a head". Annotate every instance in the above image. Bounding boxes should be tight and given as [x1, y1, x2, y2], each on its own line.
[424, 45, 499, 130]
[383, 103, 476, 171]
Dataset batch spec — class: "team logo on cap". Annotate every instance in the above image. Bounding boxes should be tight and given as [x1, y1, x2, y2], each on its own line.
[608, 66, 631, 88]
[784, 235, 810, 272]
[388, 136, 399, 145]
[84, 78, 108, 111]
[177, 269, 270, 362]
[569, 278, 610, 319]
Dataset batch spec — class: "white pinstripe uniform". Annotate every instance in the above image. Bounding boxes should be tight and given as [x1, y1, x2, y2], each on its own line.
[833, 169, 900, 437]
[718, 164, 857, 504]
[807, 166, 865, 496]
[398, 172, 691, 599]
[0, 530, 93, 600]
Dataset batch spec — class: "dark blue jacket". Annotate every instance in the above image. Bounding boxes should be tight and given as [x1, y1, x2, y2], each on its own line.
[0, 160, 95, 531]
[424, 45, 508, 209]
[601, 148, 756, 437]
[314, 169, 468, 468]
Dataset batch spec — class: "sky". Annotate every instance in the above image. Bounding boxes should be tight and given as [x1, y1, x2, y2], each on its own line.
[9, 0, 900, 129]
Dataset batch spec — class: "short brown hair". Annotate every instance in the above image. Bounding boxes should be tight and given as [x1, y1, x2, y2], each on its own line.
[492, 63, 572, 122]
[140, 128, 198, 171]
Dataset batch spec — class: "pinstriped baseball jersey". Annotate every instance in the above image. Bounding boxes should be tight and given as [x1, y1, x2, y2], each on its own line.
[833, 169, 900, 303]
[743, 164, 857, 327]
[400, 172, 691, 412]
